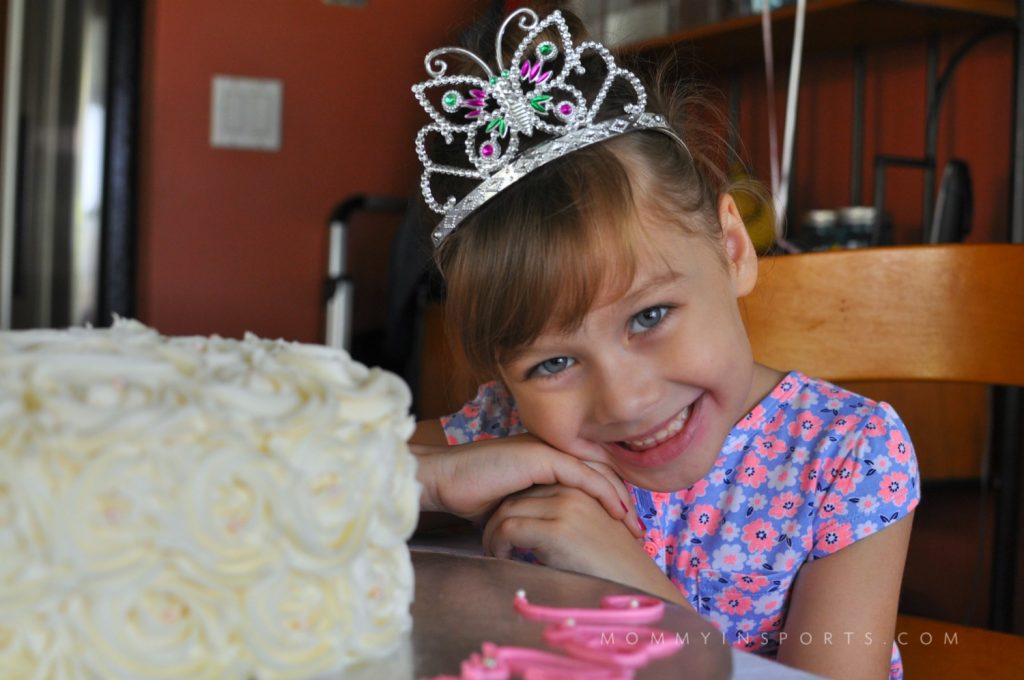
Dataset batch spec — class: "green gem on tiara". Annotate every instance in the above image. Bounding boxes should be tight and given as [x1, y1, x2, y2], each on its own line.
[485, 117, 508, 137]
[529, 94, 552, 113]
[537, 41, 557, 61]
[442, 90, 461, 113]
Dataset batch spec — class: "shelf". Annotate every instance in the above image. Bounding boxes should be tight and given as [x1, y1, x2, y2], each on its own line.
[623, 0, 1017, 70]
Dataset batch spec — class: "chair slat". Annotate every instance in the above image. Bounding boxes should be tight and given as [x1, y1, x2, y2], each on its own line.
[740, 244, 1024, 386]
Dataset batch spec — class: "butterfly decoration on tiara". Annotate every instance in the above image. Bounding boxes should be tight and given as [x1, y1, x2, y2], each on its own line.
[412, 9, 648, 220]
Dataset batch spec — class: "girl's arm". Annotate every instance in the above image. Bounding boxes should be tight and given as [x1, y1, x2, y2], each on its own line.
[777, 511, 915, 679]
[410, 419, 641, 536]
[482, 484, 691, 609]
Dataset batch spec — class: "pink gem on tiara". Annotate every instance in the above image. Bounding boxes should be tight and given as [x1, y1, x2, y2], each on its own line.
[480, 143, 495, 158]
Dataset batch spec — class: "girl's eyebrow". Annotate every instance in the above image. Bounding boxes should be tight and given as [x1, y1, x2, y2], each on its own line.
[620, 271, 683, 306]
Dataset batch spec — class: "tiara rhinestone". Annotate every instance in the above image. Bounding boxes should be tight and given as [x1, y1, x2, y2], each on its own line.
[412, 9, 681, 248]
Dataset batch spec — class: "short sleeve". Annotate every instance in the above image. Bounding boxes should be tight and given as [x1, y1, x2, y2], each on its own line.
[439, 381, 525, 445]
[811, 401, 920, 559]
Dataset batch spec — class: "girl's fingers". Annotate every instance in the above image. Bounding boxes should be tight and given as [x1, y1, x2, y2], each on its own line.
[481, 489, 557, 556]
[579, 460, 642, 539]
[541, 452, 641, 537]
[485, 514, 552, 560]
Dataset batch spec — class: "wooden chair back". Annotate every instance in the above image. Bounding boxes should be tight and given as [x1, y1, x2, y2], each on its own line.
[740, 244, 1024, 386]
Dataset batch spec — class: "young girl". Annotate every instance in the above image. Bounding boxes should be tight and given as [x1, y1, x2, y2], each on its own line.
[410, 8, 919, 679]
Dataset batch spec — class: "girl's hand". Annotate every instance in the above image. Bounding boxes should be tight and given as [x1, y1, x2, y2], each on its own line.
[413, 432, 642, 539]
[482, 484, 690, 608]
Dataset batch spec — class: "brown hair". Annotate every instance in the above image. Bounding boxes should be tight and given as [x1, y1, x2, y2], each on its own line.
[426, 12, 771, 381]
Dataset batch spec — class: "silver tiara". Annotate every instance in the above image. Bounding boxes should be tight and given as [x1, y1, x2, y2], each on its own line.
[413, 9, 679, 248]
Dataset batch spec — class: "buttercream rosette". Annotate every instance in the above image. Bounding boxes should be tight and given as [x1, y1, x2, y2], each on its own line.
[0, 320, 420, 679]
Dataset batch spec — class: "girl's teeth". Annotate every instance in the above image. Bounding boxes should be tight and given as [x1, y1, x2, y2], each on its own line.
[624, 405, 691, 451]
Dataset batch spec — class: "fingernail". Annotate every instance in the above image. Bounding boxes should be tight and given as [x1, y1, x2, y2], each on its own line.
[620, 501, 628, 513]
[637, 517, 646, 532]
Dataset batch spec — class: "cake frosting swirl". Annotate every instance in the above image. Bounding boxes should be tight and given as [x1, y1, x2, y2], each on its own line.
[0, 320, 419, 679]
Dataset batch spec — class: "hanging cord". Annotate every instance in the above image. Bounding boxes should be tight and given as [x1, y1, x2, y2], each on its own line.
[760, 0, 807, 253]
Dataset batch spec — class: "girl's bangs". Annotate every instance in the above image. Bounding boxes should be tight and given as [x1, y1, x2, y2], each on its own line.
[442, 146, 643, 379]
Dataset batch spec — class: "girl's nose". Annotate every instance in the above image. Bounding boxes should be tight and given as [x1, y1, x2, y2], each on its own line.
[589, 358, 661, 427]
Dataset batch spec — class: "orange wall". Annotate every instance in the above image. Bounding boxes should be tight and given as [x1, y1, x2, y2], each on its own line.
[137, 0, 482, 342]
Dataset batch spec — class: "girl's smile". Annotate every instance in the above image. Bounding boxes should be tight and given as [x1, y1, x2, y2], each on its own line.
[607, 395, 703, 469]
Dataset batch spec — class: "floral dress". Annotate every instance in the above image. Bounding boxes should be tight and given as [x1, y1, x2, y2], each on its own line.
[441, 371, 920, 679]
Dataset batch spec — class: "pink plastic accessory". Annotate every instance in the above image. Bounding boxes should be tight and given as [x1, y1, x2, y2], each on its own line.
[513, 589, 665, 625]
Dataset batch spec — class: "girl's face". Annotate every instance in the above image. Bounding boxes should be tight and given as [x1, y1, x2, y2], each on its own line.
[499, 195, 781, 492]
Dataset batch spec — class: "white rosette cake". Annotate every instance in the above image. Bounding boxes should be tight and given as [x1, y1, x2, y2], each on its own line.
[0, 320, 420, 679]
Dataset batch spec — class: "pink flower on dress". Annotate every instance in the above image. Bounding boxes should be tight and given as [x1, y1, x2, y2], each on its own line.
[863, 414, 887, 437]
[819, 496, 848, 518]
[774, 378, 800, 401]
[676, 544, 709, 577]
[651, 492, 671, 512]
[688, 504, 723, 537]
[677, 478, 709, 504]
[831, 415, 861, 436]
[738, 404, 766, 430]
[763, 411, 785, 434]
[879, 472, 910, 506]
[735, 572, 770, 593]
[799, 465, 820, 494]
[816, 519, 854, 553]
[716, 587, 753, 616]
[887, 429, 912, 464]
[754, 435, 787, 460]
[742, 518, 779, 552]
[769, 491, 802, 519]
[788, 411, 824, 441]
[736, 452, 769, 489]
[825, 457, 862, 495]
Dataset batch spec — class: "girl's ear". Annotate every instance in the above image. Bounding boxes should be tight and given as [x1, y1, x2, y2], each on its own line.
[718, 193, 758, 297]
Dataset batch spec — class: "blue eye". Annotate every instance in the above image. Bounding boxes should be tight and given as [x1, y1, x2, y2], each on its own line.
[630, 306, 669, 333]
[532, 356, 575, 377]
